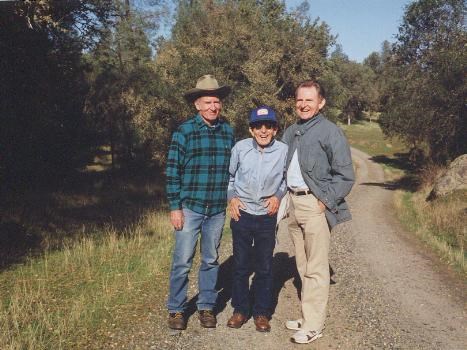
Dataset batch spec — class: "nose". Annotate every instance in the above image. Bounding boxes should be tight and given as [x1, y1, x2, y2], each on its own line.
[260, 125, 268, 132]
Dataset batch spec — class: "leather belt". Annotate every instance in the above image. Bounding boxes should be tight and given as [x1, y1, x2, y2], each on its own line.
[288, 187, 312, 196]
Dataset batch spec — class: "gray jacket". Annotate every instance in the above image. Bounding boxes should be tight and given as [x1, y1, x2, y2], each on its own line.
[282, 113, 355, 228]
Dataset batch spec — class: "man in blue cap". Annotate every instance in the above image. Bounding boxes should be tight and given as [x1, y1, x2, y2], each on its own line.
[226, 106, 288, 332]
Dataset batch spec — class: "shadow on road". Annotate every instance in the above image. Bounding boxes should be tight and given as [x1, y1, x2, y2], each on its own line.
[272, 252, 300, 312]
[182, 252, 336, 321]
[365, 152, 421, 192]
[184, 255, 235, 319]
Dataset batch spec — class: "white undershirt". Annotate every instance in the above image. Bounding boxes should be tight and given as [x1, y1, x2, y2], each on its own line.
[287, 149, 308, 189]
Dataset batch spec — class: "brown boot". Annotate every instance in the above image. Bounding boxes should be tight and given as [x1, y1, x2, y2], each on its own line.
[168, 312, 186, 330]
[254, 315, 271, 332]
[227, 313, 248, 329]
[198, 310, 217, 328]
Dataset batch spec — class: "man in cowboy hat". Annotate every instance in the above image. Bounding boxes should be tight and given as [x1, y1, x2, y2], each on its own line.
[166, 74, 235, 330]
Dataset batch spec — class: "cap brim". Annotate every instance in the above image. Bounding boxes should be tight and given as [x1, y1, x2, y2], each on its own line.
[249, 118, 278, 125]
[184, 86, 231, 103]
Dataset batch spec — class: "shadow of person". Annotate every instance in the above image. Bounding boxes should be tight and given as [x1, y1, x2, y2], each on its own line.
[215, 255, 234, 313]
[184, 255, 235, 319]
[330, 264, 336, 285]
[271, 252, 300, 313]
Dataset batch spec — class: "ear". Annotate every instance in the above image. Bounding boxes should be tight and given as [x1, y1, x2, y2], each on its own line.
[318, 97, 326, 110]
[272, 128, 278, 137]
[194, 98, 201, 111]
[248, 127, 255, 138]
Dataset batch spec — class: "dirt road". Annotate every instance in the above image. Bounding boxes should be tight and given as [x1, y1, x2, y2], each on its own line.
[122, 148, 466, 349]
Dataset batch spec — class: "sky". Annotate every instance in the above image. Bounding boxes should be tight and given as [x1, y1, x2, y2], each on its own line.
[285, 0, 413, 62]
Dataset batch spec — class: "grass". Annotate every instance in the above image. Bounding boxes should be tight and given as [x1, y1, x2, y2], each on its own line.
[1, 119, 464, 348]
[342, 120, 465, 275]
[0, 210, 174, 349]
[395, 189, 466, 273]
[340, 120, 407, 180]
[341, 120, 406, 157]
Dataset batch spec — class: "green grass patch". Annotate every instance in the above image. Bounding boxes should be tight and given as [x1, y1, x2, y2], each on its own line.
[0, 208, 234, 349]
[0, 211, 173, 350]
[340, 120, 406, 158]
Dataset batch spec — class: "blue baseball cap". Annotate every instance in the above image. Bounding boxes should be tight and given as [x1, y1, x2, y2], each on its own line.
[249, 106, 278, 125]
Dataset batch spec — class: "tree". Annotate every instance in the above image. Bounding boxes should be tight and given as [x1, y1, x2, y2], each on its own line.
[85, 0, 166, 167]
[0, 0, 113, 185]
[325, 45, 378, 124]
[379, 0, 466, 164]
[151, 0, 334, 150]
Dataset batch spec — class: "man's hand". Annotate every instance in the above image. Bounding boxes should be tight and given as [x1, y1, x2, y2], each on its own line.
[229, 197, 246, 221]
[264, 196, 280, 216]
[318, 200, 326, 213]
[170, 210, 184, 231]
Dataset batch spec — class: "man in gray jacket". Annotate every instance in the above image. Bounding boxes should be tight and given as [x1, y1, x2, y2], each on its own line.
[282, 80, 355, 344]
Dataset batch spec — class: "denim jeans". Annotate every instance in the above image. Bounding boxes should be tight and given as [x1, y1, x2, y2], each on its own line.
[167, 208, 226, 313]
[230, 211, 276, 317]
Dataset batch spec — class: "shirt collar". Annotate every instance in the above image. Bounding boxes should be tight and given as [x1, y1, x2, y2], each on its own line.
[252, 138, 277, 153]
[194, 113, 221, 129]
[296, 113, 323, 134]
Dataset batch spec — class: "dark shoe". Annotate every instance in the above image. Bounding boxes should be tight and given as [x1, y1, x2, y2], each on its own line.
[198, 310, 217, 328]
[168, 312, 186, 330]
[254, 315, 271, 332]
[227, 313, 248, 329]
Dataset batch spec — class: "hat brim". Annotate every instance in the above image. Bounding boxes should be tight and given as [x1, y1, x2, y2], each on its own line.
[184, 86, 231, 103]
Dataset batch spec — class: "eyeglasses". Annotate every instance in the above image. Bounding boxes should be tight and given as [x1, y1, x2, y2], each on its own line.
[250, 122, 276, 130]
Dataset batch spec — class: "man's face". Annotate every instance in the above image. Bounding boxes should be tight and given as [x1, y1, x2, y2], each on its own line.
[249, 122, 278, 149]
[195, 96, 222, 125]
[295, 86, 326, 120]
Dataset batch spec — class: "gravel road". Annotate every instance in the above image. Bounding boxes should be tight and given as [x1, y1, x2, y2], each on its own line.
[114, 148, 466, 350]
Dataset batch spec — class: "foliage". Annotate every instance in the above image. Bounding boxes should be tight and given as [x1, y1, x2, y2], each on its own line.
[152, 0, 334, 144]
[325, 47, 379, 124]
[84, 0, 164, 166]
[0, 0, 114, 185]
[379, 0, 466, 164]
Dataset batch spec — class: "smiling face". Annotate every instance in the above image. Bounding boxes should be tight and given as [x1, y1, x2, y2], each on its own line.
[295, 86, 326, 121]
[194, 95, 222, 125]
[249, 122, 278, 149]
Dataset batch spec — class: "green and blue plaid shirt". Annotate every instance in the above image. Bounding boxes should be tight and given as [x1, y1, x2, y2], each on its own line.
[166, 114, 235, 216]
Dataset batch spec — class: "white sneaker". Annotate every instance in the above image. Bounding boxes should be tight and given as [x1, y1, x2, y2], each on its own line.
[291, 329, 323, 344]
[285, 319, 302, 330]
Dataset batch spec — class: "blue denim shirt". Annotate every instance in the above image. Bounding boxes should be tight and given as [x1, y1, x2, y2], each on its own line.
[227, 138, 288, 215]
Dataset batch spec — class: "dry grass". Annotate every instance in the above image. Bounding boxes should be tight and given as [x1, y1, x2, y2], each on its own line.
[0, 210, 173, 350]
[394, 188, 466, 274]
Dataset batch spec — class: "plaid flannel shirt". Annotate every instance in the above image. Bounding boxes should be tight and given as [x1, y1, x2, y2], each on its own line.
[166, 114, 235, 216]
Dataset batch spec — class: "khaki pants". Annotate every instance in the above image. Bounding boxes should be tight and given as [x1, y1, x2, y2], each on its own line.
[288, 192, 330, 331]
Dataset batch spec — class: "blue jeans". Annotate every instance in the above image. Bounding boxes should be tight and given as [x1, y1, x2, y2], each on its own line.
[167, 208, 226, 313]
[230, 211, 276, 317]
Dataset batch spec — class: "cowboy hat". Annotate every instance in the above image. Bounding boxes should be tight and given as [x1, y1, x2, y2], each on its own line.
[184, 74, 231, 102]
